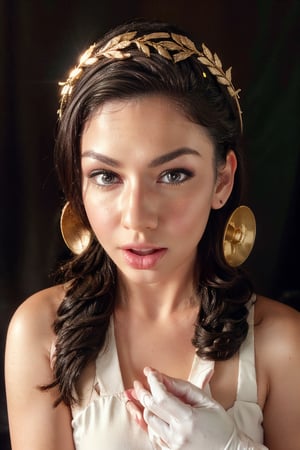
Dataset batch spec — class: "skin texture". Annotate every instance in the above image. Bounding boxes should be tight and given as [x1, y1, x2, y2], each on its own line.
[5, 96, 300, 449]
[5, 286, 75, 450]
[81, 96, 235, 288]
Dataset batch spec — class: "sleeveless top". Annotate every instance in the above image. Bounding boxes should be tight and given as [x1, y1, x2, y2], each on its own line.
[71, 304, 264, 449]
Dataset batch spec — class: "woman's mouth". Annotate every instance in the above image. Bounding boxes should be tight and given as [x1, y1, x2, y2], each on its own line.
[121, 247, 167, 269]
[130, 248, 158, 256]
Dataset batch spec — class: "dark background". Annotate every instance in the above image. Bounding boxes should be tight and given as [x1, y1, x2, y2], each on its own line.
[1, 0, 299, 448]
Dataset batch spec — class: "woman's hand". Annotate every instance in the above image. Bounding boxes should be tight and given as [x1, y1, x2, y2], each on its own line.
[127, 367, 267, 450]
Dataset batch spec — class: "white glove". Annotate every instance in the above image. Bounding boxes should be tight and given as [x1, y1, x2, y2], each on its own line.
[133, 367, 268, 450]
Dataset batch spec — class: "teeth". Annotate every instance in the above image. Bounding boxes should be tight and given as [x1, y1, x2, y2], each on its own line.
[130, 249, 156, 255]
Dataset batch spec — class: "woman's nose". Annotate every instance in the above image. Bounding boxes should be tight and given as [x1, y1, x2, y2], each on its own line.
[121, 183, 158, 231]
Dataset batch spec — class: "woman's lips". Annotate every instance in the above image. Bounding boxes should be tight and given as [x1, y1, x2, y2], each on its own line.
[130, 248, 157, 256]
[121, 247, 167, 269]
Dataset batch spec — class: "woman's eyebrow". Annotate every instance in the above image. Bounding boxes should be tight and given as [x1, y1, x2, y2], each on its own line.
[81, 147, 201, 168]
[81, 150, 121, 167]
[149, 148, 201, 167]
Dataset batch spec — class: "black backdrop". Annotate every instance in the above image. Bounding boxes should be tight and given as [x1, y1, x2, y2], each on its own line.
[1, 0, 299, 448]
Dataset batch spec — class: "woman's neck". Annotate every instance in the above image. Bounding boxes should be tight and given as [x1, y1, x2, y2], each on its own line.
[115, 274, 199, 321]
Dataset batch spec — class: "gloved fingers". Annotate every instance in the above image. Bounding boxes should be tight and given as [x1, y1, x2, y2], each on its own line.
[145, 408, 192, 450]
[148, 425, 170, 450]
[146, 367, 216, 410]
[134, 377, 193, 423]
[144, 409, 172, 449]
[124, 388, 147, 430]
[144, 365, 213, 394]
[147, 369, 195, 405]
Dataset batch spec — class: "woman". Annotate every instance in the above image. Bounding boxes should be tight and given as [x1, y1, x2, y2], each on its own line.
[5, 20, 300, 449]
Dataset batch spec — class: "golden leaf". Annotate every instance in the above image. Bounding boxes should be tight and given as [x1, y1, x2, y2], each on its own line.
[180, 35, 198, 52]
[155, 44, 172, 60]
[140, 32, 170, 41]
[225, 67, 232, 82]
[103, 50, 129, 59]
[121, 31, 138, 40]
[158, 41, 182, 51]
[69, 67, 82, 79]
[100, 32, 137, 52]
[174, 50, 194, 63]
[217, 76, 229, 86]
[213, 52, 223, 69]
[79, 44, 96, 64]
[169, 33, 182, 45]
[83, 57, 98, 66]
[121, 52, 131, 59]
[198, 56, 211, 66]
[202, 43, 213, 61]
[113, 40, 132, 50]
[172, 33, 198, 52]
[136, 41, 150, 57]
[208, 67, 222, 77]
[61, 84, 70, 96]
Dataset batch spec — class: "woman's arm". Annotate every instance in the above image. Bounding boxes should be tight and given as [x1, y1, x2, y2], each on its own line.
[256, 297, 300, 450]
[5, 287, 75, 450]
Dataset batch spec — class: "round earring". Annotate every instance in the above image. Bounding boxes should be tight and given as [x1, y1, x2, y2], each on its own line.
[222, 205, 256, 267]
[60, 202, 91, 254]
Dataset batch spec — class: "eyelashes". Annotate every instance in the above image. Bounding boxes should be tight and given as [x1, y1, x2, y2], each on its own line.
[158, 168, 194, 185]
[88, 168, 194, 188]
[89, 169, 121, 186]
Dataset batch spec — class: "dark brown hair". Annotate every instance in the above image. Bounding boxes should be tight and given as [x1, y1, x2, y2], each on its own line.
[48, 19, 252, 406]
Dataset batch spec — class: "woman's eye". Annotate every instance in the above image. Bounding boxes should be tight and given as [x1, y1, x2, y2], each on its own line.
[89, 170, 120, 186]
[158, 169, 193, 185]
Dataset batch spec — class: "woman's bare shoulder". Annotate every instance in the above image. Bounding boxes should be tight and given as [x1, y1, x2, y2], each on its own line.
[255, 294, 300, 327]
[254, 298, 300, 447]
[254, 294, 300, 363]
[5, 285, 76, 450]
[7, 284, 66, 348]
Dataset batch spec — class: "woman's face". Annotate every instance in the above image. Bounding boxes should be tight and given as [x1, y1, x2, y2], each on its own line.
[81, 95, 235, 285]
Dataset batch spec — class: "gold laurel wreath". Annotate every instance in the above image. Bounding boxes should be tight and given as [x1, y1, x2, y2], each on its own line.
[58, 31, 242, 131]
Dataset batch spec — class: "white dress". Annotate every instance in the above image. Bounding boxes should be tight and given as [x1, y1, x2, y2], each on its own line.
[71, 304, 264, 449]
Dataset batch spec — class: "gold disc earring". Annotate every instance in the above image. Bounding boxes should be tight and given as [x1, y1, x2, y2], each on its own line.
[223, 205, 256, 267]
[60, 202, 91, 254]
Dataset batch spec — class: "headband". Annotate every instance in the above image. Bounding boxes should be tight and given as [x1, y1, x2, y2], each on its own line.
[58, 31, 242, 131]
